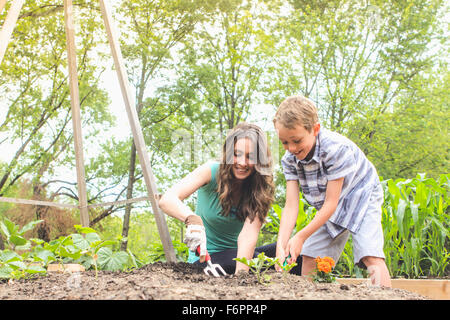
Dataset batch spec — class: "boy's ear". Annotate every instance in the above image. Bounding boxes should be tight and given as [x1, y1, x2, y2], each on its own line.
[313, 123, 320, 136]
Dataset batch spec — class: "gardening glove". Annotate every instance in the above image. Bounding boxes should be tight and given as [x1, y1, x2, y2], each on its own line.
[184, 214, 207, 262]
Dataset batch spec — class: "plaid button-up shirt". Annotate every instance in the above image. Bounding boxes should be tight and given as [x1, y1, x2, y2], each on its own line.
[281, 128, 382, 238]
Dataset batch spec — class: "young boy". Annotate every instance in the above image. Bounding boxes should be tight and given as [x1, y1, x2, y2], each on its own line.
[273, 95, 391, 287]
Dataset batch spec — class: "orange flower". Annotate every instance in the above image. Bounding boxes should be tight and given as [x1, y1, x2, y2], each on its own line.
[315, 256, 335, 273]
[322, 256, 335, 268]
[317, 261, 332, 273]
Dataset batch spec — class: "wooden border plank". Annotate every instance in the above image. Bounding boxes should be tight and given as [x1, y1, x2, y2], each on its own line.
[337, 278, 450, 300]
[47, 263, 85, 272]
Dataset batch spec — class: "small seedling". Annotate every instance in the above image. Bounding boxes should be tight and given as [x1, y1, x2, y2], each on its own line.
[234, 252, 279, 284]
[277, 256, 297, 283]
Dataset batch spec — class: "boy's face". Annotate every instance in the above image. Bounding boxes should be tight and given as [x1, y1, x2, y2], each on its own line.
[275, 122, 320, 161]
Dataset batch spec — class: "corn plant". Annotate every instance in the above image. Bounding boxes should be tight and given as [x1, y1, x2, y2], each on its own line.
[337, 174, 449, 278]
[381, 174, 449, 278]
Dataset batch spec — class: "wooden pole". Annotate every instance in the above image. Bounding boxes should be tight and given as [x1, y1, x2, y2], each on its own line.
[0, 0, 24, 65]
[63, 0, 89, 227]
[98, 0, 176, 262]
[0, 0, 8, 15]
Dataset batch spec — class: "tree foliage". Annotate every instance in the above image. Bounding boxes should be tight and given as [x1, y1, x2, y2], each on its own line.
[0, 0, 447, 252]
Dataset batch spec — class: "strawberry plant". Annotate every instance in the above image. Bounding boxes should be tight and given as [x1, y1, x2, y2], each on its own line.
[0, 218, 47, 279]
[0, 218, 43, 251]
[0, 219, 140, 280]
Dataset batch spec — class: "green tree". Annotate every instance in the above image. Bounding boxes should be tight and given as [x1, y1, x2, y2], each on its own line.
[0, 1, 112, 239]
[271, 0, 444, 131]
[266, 0, 447, 180]
[83, 0, 211, 251]
[350, 66, 449, 179]
[172, 0, 278, 137]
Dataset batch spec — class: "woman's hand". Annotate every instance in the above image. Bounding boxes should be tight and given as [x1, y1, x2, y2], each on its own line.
[184, 215, 207, 262]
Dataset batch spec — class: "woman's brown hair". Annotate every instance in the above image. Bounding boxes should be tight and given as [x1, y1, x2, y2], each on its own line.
[216, 123, 275, 223]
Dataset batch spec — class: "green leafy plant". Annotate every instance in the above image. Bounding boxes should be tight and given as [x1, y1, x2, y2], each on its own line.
[263, 195, 317, 244]
[70, 225, 138, 275]
[234, 252, 279, 284]
[381, 174, 449, 278]
[70, 225, 115, 277]
[0, 249, 46, 279]
[0, 218, 43, 251]
[147, 240, 189, 263]
[0, 220, 140, 279]
[0, 219, 47, 279]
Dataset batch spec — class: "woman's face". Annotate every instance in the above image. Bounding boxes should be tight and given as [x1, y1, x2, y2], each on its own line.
[232, 137, 256, 180]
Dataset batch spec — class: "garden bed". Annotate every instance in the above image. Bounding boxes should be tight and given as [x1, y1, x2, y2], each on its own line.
[0, 262, 428, 300]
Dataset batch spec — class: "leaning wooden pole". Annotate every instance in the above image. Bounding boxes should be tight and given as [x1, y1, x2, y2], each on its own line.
[63, 0, 90, 227]
[98, 0, 176, 262]
[0, 0, 24, 65]
[0, 0, 9, 15]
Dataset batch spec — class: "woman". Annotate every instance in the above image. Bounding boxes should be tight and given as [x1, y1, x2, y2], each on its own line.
[159, 123, 300, 274]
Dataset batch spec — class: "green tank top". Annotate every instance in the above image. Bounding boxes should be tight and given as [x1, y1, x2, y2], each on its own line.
[187, 161, 244, 263]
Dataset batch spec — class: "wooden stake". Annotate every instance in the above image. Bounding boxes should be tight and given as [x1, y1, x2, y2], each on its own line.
[98, 0, 176, 262]
[0, 0, 24, 65]
[63, 0, 89, 227]
[0, 195, 151, 209]
[0, 0, 8, 15]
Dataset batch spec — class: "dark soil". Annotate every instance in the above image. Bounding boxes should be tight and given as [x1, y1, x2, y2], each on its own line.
[0, 262, 428, 300]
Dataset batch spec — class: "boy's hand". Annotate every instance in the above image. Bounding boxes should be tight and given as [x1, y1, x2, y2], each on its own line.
[286, 232, 305, 265]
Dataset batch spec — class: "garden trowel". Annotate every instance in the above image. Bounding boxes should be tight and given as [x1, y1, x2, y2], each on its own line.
[196, 246, 227, 277]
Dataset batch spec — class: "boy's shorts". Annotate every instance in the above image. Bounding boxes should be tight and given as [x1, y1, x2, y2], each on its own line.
[301, 186, 386, 268]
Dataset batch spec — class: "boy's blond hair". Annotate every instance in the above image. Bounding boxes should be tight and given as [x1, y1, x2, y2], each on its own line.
[273, 95, 318, 132]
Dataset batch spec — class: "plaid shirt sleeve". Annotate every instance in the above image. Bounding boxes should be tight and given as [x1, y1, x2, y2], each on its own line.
[323, 144, 357, 181]
[281, 151, 299, 181]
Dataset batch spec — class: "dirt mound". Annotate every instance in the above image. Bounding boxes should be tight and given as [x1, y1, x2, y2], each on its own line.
[0, 262, 428, 300]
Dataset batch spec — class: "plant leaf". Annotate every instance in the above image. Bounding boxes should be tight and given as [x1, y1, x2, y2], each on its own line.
[0, 266, 13, 279]
[25, 265, 46, 274]
[9, 235, 27, 247]
[19, 220, 43, 235]
[74, 225, 97, 234]
[97, 247, 129, 271]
